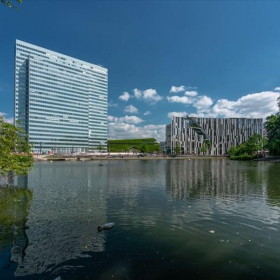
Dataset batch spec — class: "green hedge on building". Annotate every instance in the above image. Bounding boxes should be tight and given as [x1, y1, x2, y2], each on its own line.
[108, 138, 160, 153]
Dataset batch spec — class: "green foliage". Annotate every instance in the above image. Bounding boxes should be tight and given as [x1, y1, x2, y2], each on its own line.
[1, 0, 22, 10]
[200, 139, 211, 155]
[97, 143, 106, 152]
[265, 112, 280, 156]
[0, 116, 33, 176]
[108, 138, 160, 153]
[174, 143, 181, 155]
[140, 144, 148, 153]
[230, 155, 259, 160]
[0, 186, 32, 250]
[229, 133, 266, 159]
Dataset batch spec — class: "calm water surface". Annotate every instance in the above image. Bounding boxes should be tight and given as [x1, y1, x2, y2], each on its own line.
[1, 159, 280, 280]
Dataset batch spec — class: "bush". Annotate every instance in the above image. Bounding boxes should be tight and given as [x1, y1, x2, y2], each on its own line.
[230, 154, 259, 160]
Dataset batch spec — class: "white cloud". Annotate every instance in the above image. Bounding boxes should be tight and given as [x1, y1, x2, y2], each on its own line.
[185, 91, 198, 97]
[124, 105, 138, 114]
[144, 111, 151, 116]
[108, 122, 165, 141]
[189, 91, 279, 119]
[142, 89, 162, 102]
[133, 88, 142, 99]
[108, 115, 143, 124]
[193, 95, 213, 109]
[108, 101, 118, 108]
[0, 112, 13, 124]
[170, 86, 185, 93]
[132, 88, 162, 103]
[119, 92, 130, 101]
[274, 87, 280, 91]
[167, 95, 193, 104]
[168, 112, 187, 118]
[211, 91, 279, 118]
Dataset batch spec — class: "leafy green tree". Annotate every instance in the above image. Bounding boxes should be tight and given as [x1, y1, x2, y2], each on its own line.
[153, 144, 160, 154]
[0, 116, 33, 176]
[200, 145, 207, 155]
[229, 133, 266, 158]
[1, 0, 22, 9]
[96, 143, 107, 153]
[140, 144, 147, 154]
[265, 108, 280, 156]
[174, 143, 181, 155]
[201, 139, 211, 155]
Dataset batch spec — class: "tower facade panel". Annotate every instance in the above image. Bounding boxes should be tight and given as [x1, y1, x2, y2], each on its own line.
[15, 40, 108, 153]
[166, 116, 263, 155]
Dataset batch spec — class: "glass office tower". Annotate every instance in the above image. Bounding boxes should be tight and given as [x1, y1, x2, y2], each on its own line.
[15, 40, 108, 153]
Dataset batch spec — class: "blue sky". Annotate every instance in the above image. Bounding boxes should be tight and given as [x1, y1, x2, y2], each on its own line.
[1, 0, 280, 140]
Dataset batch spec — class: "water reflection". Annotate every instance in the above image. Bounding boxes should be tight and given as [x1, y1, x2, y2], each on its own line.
[14, 162, 108, 278]
[165, 159, 270, 200]
[0, 186, 32, 265]
[2, 160, 280, 280]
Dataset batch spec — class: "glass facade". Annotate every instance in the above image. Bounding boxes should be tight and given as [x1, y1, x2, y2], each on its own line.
[167, 116, 263, 155]
[15, 40, 108, 153]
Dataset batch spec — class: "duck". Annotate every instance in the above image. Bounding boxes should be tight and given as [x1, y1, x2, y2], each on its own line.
[97, 222, 115, 232]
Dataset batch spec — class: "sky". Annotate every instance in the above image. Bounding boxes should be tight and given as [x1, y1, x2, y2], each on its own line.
[1, 0, 280, 141]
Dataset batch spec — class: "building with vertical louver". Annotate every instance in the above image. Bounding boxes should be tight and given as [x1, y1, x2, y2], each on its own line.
[15, 40, 108, 153]
[166, 116, 263, 155]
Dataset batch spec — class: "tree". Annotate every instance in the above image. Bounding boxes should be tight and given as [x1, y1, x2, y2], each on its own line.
[0, 116, 33, 176]
[229, 133, 266, 158]
[201, 139, 211, 155]
[174, 143, 181, 155]
[97, 142, 106, 153]
[1, 0, 22, 9]
[153, 144, 160, 154]
[140, 144, 147, 154]
[265, 113, 280, 156]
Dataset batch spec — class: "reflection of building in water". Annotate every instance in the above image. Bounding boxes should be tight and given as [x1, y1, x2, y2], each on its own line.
[13, 163, 108, 277]
[165, 160, 268, 201]
[105, 160, 166, 229]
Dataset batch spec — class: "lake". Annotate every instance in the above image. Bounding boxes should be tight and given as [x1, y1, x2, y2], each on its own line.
[1, 159, 280, 280]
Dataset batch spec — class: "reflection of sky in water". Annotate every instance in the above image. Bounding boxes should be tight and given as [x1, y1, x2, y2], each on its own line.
[10, 160, 280, 279]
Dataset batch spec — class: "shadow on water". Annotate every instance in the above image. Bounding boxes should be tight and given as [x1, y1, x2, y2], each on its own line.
[0, 178, 32, 279]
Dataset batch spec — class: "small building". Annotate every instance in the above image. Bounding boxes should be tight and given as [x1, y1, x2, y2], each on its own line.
[128, 146, 141, 153]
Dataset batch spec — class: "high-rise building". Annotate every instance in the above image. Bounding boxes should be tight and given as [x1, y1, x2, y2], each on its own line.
[15, 40, 108, 153]
[166, 116, 263, 155]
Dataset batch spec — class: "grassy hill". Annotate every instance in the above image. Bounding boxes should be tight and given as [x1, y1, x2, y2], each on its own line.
[108, 138, 160, 153]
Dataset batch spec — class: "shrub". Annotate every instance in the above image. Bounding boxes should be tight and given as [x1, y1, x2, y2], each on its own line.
[230, 154, 259, 160]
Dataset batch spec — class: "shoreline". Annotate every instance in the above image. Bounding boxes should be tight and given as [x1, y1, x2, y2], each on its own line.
[34, 155, 228, 162]
[33, 155, 280, 163]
